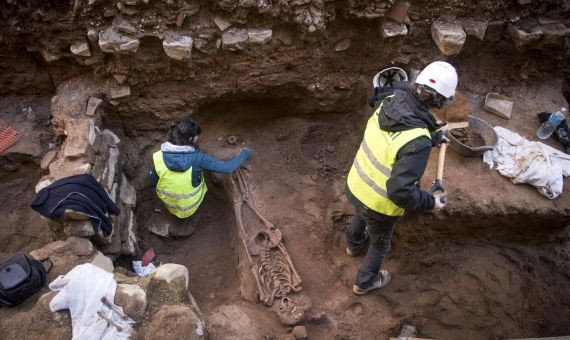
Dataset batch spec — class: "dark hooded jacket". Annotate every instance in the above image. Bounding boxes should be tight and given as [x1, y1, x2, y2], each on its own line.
[347, 82, 442, 214]
[31, 174, 120, 235]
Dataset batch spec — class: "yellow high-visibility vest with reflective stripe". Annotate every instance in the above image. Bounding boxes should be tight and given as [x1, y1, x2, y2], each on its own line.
[153, 151, 207, 218]
[347, 99, 431, 216]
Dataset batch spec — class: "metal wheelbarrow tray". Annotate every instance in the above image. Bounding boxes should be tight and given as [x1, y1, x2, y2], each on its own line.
[447, 115, 498, 157]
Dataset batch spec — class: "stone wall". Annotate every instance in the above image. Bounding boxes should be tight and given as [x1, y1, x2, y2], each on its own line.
[0, 0, 567, 128]
[35, 78, 139, 258]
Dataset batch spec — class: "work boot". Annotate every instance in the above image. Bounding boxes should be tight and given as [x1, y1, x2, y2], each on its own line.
[352, 270, 391, 295]
[346, 228, 369, 257]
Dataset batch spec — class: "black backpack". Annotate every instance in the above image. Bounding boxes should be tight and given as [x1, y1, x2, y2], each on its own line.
[0, 252, 52, 306]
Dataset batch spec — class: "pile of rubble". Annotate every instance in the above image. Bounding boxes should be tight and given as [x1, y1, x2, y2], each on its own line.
[0, 236, 204, 339]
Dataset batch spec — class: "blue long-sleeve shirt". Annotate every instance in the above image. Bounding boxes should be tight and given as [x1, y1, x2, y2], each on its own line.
[150, 142, 251, 187]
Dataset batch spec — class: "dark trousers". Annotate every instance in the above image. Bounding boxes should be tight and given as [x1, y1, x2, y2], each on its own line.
[346, 204, 398, 289]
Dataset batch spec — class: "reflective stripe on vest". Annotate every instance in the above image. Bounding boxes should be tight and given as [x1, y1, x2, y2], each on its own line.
[153, 151, 207, 218]
[347, 98, 431, 216]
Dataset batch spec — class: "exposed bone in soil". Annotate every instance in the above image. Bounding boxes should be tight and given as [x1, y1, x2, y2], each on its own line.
[450, 127, 486, 147]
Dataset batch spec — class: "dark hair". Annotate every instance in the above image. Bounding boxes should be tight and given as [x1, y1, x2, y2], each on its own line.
[167, 117, 201, 146]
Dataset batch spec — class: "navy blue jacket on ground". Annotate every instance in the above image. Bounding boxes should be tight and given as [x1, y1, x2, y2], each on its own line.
[31, 174, 120, 235]
[149, 142, 251, 187]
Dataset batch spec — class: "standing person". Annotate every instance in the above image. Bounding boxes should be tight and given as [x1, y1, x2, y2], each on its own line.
[150, 117, 250, 218]
[346, 61, 457, 295]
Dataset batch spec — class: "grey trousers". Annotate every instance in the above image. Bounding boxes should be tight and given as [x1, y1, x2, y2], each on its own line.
[346, 205, 398, 288]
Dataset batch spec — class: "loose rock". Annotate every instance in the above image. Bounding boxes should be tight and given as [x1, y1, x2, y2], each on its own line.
[334, 39, 351, 52]
[381, 21, 408, 38]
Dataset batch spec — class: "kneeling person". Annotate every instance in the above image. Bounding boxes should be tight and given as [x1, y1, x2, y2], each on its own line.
[150, 117, 250, 218]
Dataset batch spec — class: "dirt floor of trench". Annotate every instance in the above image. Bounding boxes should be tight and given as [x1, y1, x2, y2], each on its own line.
[108, 87, 570, 339]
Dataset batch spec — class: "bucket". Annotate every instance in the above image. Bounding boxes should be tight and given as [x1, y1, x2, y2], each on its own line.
[447, 115, 498, 157]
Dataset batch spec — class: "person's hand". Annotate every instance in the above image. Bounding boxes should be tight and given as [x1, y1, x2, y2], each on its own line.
[432, 192, 447, 210]
[430, 130, 450, 147]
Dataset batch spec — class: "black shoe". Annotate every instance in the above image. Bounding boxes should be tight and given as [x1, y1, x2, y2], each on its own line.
[346, 228, 369, 257]
[352, 270, 391, 295]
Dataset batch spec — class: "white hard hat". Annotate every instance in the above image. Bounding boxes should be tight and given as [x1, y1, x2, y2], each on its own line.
[414, 61, 458, 98]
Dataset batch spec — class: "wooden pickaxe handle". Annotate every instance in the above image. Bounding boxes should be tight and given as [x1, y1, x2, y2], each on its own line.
[428, 142, 448, 204]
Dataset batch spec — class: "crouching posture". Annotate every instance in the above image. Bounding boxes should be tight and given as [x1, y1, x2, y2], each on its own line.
[150, 117, 250, 218]
[346, 61, 457, 295]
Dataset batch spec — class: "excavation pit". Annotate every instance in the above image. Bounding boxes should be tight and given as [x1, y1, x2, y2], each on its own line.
[0, 2, 569, 337]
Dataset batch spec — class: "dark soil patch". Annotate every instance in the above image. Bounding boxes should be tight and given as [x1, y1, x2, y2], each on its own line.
[450, 127, 486, 147]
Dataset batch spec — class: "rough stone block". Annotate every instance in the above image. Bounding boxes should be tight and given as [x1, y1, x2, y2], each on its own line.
[247, 29, 272, 44]
[462, 19, 488, 41]
[148, 224, 169, 237]
[105, 147, 120, 191]
[70, 41, 91, 57]
[41, 150, 58, 171]
[146, 305, 204, 339]
[98, 28, 140, 54]
[213, 14, 231, 31]
[66, 220, 96, 238]
[63, 119, 96, 159]
[119, 174, 137, 207]
[147, 264, 189, 305]
[109, 86, 131, 99]
[163, 36, 193, 61]
[115, 18, 138, 35]
[87, 28, 98, 41]
[115, 284, 147, 321]
[30, 237, 96, 278]
[121, 208, 138, 255]
[91, 251, 114, 273]
[102, 129, 121, 145]
[85, 97, 103, 116]
[109, 182, 118, 203]
[381, 21, 408, 38]
[431, 21, 467, 56]
[507, 23, 543, 49]
[48, 157, 92, 181]
[35, 178, 54, 193]
[222, 28, 248, 51]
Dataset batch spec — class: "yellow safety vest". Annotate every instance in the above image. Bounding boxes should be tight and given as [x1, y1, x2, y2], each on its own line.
[347, 99, 431, 216]
[152, 151, 207, 218]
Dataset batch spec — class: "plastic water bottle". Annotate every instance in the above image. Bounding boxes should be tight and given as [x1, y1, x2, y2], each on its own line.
[537, 107, 567, 139]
